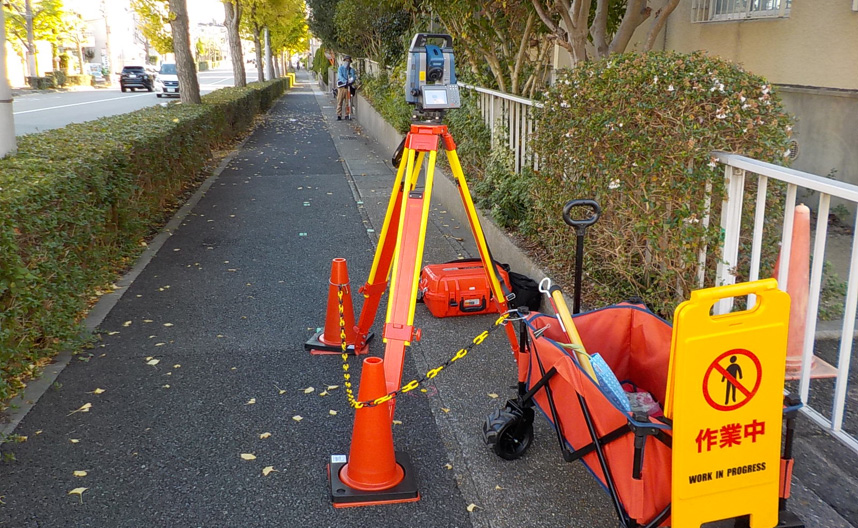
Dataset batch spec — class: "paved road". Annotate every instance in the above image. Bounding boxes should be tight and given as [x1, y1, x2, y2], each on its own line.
[12, 66, 238, 136]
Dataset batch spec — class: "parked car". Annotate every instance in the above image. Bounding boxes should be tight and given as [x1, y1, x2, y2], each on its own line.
[119, 66, 153, 92]
[155, 63, 179, 98]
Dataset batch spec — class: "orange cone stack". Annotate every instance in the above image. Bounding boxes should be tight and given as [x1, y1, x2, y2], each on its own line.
[328, 356, 419, 507]
[305, 258, 372, 355]
[774, 205, 811, 376]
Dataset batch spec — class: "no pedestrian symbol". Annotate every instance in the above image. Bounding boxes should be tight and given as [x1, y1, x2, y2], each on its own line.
[702, 349, 762, 411]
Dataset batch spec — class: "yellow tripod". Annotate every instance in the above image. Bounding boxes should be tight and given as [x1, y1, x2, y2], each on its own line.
[353, 124, 521, 402]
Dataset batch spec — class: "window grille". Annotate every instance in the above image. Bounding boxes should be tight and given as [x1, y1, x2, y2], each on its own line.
[691, 0, 791, 22]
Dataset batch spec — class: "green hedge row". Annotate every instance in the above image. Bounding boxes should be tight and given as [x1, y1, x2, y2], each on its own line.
[0, 78, 290, 403]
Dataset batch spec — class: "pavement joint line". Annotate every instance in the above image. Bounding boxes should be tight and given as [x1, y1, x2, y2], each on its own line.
[0, 102, 266, 444]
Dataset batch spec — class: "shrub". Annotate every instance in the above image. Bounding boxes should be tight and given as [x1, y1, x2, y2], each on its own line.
[530, 51, 793, 316]
[312, 47, 330, 79]
[64, 74, 92, 87]
[0, 78, 290, 404]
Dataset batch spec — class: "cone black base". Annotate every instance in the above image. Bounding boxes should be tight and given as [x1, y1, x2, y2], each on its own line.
[304, 330, 374, 355]
[328, 452, 419, 507]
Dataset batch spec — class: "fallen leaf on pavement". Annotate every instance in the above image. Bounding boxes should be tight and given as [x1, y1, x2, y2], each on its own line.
[240, 453, 256, 460]
[329, 410, 337, 416]
[487, 393, 498, 399]
[123, 321, 132, 327]
[68, 403, 92, 415]
[259, 432, 272, 439]
[262, 466, 276, 476]
[91, 388, 105, 395]
[73, 471, 87, 477]
[246, 398, 256, 405]
[292, 415, 303, 422]
[68, 488, 87, 503]
[147, 359, 160, 365]
[467, 503, 479, 512]
[303, 387, 314, 394]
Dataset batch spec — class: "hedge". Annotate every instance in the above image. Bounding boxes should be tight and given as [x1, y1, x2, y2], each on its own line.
[0, 77, 290, 404]
[530, 52, 793, 316]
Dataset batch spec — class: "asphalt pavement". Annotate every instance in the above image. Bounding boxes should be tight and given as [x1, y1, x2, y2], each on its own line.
[0, 70, 855, 527]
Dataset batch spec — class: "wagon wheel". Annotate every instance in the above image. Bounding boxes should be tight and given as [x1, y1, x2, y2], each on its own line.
[482, 407, 534, 460]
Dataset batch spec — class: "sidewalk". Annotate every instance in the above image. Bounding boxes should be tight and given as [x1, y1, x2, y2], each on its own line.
[0, 70, 853, 527]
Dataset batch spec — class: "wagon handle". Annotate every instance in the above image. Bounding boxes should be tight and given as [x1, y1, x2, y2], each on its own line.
[562, 199, 601, 314]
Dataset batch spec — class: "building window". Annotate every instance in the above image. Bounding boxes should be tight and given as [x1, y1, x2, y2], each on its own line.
[691, 0, 791, 22]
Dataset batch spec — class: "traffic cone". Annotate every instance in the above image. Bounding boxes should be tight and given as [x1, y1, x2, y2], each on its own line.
[328, 356, 419, 507]
[774, 204, 811, 375]
[305, 258, 371, 355]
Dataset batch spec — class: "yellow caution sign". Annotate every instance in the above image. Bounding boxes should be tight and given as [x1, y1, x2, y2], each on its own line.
[667, 279, 789, 528]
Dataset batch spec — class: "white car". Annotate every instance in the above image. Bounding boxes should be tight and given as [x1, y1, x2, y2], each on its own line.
[155, 63, 179, 97]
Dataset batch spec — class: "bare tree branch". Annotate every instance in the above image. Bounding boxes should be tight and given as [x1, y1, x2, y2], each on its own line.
[643, 0, 681, 51]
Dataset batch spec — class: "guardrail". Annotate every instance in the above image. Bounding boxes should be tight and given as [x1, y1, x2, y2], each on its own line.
[713, 151, 858, 454]
[459, 83, 543, 174]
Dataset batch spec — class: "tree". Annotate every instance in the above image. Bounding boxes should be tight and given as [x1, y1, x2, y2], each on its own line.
[306, 0, 339, 50]
[4, 0, 65, 77]
[429, 0, 551, 97]
[334, 0, 411, 67]
[168, 0, 201, 103]
[530, 0, 680, 66]
[222, 0, 246, 87]
[1, 7, 17, 158]
[130, 0, 173, 55]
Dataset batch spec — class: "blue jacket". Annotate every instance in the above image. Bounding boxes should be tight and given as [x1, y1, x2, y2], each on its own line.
[337, 62, 356, 88]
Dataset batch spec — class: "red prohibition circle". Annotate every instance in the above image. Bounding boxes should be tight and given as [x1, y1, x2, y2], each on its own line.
[702, 348, 762, 411]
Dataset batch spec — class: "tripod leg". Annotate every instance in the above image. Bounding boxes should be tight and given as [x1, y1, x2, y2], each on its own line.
[355, 144, 423, 348]
[444, 142, 521, 357]
[382, 149, 437, 403]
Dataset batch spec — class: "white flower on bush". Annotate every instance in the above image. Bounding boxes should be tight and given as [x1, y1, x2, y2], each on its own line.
[608, 179, 621, 190]
[715, 109, 728, 119]
[667, 84, 675, 92]
[684, 216, 700, 225]
[653, 75, 659, 84]
[761, 84, 771, 95]
[708, 159, 718, 168]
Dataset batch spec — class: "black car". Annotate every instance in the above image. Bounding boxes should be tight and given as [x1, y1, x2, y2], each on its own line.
[119, 66, 154, 92]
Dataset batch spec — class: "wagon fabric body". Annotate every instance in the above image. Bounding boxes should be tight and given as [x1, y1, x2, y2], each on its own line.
[521, 304, 674, 527]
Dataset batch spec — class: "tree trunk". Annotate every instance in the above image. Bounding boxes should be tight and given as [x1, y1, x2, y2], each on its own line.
[643, 0, 681, 51]
[1, 7, 18, 157]
[253, 30, 263, 82]
[168, 0, 201, 104]
[223, 0, 246, 87]
[264, 27, 274, 79]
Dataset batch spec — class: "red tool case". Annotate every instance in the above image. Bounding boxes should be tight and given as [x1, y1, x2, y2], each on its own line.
[418, 259, 510, 317]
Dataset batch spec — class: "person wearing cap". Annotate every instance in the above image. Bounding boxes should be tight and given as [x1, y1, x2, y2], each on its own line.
[335, 55, 357, 120]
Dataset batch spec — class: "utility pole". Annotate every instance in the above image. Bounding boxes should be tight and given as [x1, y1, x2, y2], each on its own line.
[100, 0, 113, 80]
[1, 7, 18, 157]
[24, 0, 36, 77]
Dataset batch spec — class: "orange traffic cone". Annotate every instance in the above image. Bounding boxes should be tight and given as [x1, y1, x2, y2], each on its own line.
[305, 258, 371, 355]
[328, 356, 419, 507]
[774, 204, 811, 376]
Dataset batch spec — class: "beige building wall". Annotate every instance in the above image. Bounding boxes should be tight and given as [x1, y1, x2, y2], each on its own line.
[663, 1, 858, 91]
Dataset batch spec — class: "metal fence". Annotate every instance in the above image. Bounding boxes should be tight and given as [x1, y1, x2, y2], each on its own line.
[691, 0, 791, 22]
[713, 152, 858, 454]
[459, 83, 543, 174]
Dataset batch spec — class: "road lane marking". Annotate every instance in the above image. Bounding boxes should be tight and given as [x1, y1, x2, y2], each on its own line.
[13, 93, 153, 115]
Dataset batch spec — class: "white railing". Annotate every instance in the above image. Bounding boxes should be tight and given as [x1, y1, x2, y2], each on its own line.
[459, 83, 543, 174]
[714, 151, 858, 454]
